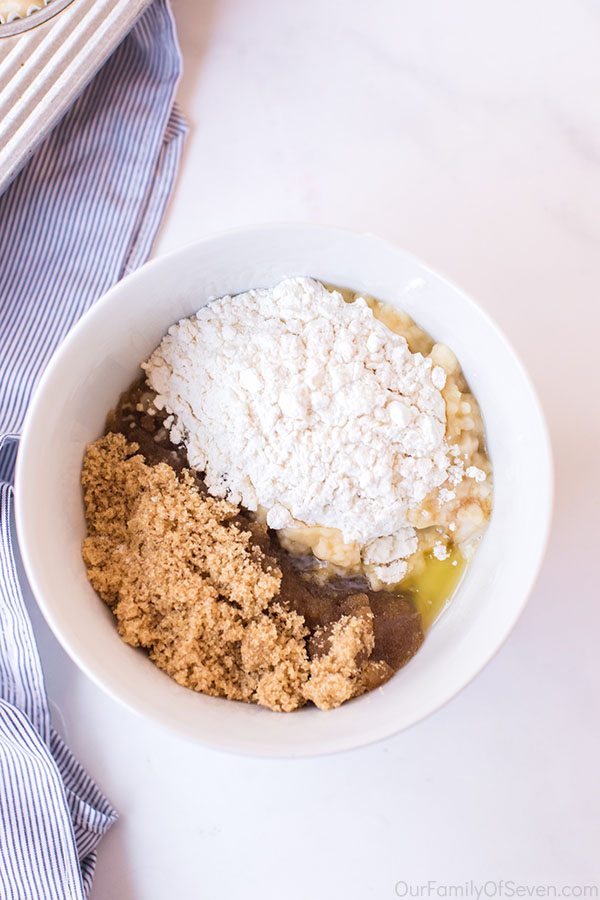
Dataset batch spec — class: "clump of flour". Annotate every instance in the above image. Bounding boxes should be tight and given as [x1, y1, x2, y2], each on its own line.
[143, 277, 461, 582]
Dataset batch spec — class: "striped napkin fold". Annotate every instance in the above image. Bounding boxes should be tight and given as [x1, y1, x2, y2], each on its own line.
[0, 2, 187, 895]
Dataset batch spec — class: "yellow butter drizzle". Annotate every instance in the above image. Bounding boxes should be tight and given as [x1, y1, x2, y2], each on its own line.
[403, 546, 466, 630]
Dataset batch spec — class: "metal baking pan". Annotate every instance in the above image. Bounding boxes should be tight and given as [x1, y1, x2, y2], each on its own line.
[0, 0, 152, 194]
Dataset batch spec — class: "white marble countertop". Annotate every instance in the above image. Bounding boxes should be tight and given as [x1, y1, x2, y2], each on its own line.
[17, 0, 600, 896]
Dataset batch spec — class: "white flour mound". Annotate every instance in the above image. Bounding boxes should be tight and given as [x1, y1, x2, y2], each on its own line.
[143, 277, 452, 556]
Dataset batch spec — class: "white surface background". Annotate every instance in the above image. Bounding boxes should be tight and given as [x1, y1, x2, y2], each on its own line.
[16, 0, 599, 897]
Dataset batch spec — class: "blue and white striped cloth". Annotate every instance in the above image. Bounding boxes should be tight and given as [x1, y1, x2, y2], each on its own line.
[0, 2, 186, 895]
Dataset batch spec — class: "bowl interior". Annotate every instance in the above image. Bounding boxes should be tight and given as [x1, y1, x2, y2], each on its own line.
[15, 225, 552, 756]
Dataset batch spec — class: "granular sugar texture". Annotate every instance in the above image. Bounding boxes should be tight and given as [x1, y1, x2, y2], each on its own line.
[81, 433, 395, 711]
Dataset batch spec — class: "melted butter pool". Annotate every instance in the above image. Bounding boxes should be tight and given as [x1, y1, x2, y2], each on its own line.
[402, 546, 466, 630]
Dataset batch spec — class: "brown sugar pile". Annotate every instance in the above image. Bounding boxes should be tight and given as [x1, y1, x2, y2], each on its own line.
[81, 433, 398, 711]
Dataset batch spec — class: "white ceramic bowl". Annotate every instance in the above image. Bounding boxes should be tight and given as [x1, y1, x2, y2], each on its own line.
[15, 224, 553, 757]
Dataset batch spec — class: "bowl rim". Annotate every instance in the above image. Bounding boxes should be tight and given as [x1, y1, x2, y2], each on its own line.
[0, 0, 75, 37]
[14, 222, 554, 757]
